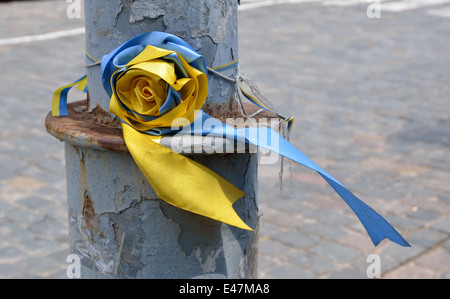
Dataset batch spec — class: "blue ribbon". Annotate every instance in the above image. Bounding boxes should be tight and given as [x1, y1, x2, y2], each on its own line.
[181, 111, 410, 247]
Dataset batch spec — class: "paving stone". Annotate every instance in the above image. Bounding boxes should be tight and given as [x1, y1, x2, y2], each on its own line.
[374, 254, 401, 275]
[2, 175, 47, 193]
[402, 194, 450, 215]
[288, 254, 336, 275]
[327, 268, 368, 279]
[0, 246, 28, 264]
[48, 268, 69, 279]
[383, 263, 436, 279]
[310, 242, 362, 263]
[440, 271, 450, 279]
[430, 217, 450, 234]
[47, 247, 71, 265]
[0, 200, 15, 216]
[415, 248, 450, 273]
[30, 220, 69, 241]
[336, 231, 375, 252]
[407, 209, 438, 221]
[271, 230, 320, 249]
[380, 243, 426, 265]
[14, 273, 43, 279]
[257, 255, 277, 275]
[407, 228, 448, 249]
[443, 240, 450, 254]
[0, 263, 27, 279]
[18, 256, 63, 276]
[35, 186, 66, 199]
[0, 153, 29, 176]
[258, 239, 292, 257]
[304, 209, 356, 227]
[17, 196, 53, 210]
[18, 238, 66, 257]
[260, 207, 306, 229]
[380, 213, 422, 231]
[0, 223, 37, 243]
[259, 221, 284, 238]
[438, 194, 450, 205]
[267, 198, 311, 214]
[298, 222, 346, 241]
[266, 265, 315, 279]
[5, 207, 45, 225]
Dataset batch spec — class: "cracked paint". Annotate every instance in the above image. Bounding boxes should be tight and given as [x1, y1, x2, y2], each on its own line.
[129, 0, 166, 23]
[66, 144, 258, 278]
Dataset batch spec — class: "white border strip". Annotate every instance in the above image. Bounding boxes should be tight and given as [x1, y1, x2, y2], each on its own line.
[0, 27, 85, 46]
[4, 0, 448, 47]
[382, 0, 450, 12]
[238, 0, 321, 11]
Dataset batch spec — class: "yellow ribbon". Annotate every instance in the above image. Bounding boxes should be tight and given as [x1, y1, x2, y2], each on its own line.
[110, 45, 252, 230]
[123, 125, 250, 230]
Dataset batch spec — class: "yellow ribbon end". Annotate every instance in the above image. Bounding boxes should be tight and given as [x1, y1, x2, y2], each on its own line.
[122, 124, 253, 231]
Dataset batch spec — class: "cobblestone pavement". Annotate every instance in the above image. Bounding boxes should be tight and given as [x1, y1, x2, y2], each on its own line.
[0, 0, 449, 279]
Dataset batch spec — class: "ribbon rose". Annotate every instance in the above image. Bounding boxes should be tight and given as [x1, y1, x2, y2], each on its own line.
[100, 31, 252, 230]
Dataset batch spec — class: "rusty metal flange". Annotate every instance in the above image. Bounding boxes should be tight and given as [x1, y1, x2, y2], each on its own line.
[45, 99, 279, 154]
[45, 100, 128, 153]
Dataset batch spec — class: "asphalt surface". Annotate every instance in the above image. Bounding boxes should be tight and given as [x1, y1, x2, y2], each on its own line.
[0, 0, 449, 279]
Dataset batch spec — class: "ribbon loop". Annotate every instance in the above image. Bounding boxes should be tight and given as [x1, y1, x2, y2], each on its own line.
[51, 75, 87, 117]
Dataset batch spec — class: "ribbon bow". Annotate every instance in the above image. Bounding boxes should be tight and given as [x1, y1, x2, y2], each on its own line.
[52, 31, 410, 247]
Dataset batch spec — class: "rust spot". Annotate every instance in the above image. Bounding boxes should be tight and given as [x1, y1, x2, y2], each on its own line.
[203, 96, 245, 122]
[112, 223, 121, 243]
[91, 104, 122, 128]
[45, 100, 128, 152]
[79, 149, 88, 211]
[82, 191, 96, 230]
[81, 190, 103, 241]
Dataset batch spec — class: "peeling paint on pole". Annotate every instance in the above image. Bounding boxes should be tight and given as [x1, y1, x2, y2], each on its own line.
[85, 0, 239, 120]
[65, 143, 258, 278]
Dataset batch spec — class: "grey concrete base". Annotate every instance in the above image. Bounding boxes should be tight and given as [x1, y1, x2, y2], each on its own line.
[64, 143, 259, 279]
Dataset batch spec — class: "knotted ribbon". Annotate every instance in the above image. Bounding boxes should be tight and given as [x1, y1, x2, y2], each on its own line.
[52, 31, 410, 247]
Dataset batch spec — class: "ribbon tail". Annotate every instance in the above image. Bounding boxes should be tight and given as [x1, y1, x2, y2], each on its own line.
[122, 124, 252, 231]
[245, 127, 410, 247]
[319, 174, 410, 247]
[181, 112, 409, 246]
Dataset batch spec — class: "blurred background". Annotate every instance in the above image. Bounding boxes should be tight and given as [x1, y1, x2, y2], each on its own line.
[0, 0, 449, 278]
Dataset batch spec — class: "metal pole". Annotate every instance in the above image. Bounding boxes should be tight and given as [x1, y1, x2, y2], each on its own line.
[85, 0, 240, 120]
[46, 0, 259, 278]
